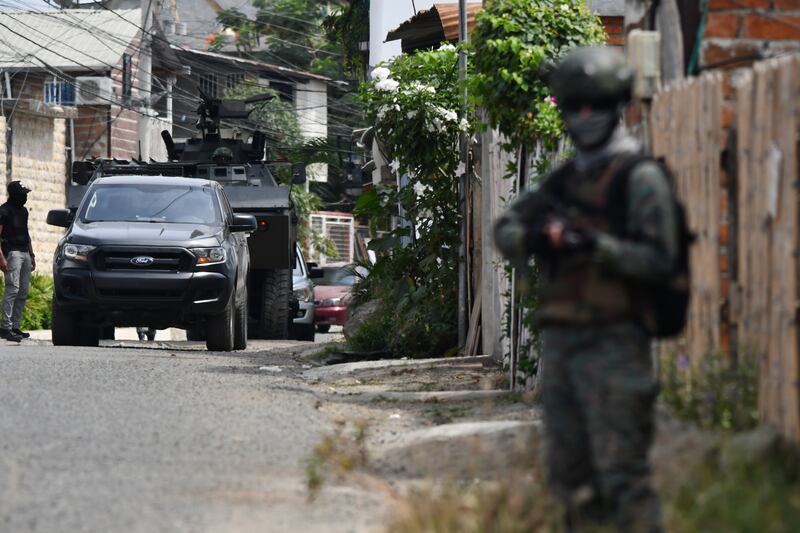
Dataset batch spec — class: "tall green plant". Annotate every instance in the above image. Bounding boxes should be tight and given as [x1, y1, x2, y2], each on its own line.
[353, 45, 470, 357]
[469, 0, 605, 151]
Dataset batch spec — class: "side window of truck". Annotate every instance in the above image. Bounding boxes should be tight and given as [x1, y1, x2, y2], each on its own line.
[218, 189, 234, 225]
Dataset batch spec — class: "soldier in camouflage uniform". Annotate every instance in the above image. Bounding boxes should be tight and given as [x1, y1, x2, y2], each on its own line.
[495, 47, 677, 532]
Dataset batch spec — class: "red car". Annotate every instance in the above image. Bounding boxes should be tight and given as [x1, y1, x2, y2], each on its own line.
[313, 264, 362, 333]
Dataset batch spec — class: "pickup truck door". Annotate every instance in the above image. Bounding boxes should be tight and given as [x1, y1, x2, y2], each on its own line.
[219, 189, 249, 295]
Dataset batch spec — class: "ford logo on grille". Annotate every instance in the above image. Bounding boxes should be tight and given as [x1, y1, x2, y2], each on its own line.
[130, 256, 155, 266]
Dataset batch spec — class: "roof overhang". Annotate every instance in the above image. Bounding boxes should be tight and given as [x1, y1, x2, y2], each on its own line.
[171, 46, 332, 83]
[385, 3, 481, 54]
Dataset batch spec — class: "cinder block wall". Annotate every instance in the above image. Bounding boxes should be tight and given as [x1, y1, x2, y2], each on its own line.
[703, 0, 800, 69]
[2, 114, 68, 275]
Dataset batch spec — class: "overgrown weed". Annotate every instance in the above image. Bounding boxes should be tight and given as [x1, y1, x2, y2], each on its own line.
[387, 472, 564, 533]
[664, 436, 800, 532]
[660, 351, 758, 431]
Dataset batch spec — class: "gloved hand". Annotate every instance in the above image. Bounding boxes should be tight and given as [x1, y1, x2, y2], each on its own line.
[543, 218, 597, 253]
[494, 216, 529, 262]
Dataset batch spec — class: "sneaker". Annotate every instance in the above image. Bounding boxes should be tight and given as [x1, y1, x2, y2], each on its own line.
[12, 329, 30, 339]
[0, 329, 22, 342]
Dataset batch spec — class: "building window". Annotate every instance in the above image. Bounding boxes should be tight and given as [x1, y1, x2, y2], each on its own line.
[44, 79, 75, 105]
[198, 73, 218, 98]
[226, 73, 244, 91]
[122, 53, 132, 100]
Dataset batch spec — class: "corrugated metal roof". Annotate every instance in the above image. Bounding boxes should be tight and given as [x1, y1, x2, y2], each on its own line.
[385, 3, 481, 46]
[0, 9, 141, 71]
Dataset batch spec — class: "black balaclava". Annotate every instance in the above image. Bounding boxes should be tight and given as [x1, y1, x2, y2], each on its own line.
[562, 104, 621, 151]
[8, 189, 28, 208]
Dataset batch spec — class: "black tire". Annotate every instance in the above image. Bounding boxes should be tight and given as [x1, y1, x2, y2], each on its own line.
[316, 324, 330, 334]
[52, 301, 99, 347]
[233, 288, 248, 350]
[146, 329, 156, 341]
[260, 268, 290, 340]
[52, 300, 77, 346]
[100, 327, 115, 340]
[186, 327, 206, 341]
[206, 292, 235, 352]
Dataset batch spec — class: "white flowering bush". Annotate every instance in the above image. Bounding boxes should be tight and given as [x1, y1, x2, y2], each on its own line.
[352, 45, 471, 357]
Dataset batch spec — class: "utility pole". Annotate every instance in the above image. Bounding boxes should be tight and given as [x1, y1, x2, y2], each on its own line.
[137, 0, 156, 160]
[457, 0, 468, 348]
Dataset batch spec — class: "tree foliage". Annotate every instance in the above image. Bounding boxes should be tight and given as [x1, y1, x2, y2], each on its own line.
[469, 0, 605, 150]
[215, 0, 347, 78]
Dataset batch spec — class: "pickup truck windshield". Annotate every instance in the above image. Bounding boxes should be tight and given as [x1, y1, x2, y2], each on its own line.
[80, 184, 221, 224]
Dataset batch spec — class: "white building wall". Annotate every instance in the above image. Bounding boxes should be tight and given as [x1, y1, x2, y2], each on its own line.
[295, 79, 328, 182]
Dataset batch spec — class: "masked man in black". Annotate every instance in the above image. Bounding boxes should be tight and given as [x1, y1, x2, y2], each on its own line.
[0, 181, 36, 342]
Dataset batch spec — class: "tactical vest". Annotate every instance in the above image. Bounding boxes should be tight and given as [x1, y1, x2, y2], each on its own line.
[535, 158, 656, 329]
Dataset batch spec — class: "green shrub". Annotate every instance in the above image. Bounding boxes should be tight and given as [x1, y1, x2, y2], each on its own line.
[665, 439, 800, 532]
[660, 352, 759, 431]
[0, 273, 54, 330]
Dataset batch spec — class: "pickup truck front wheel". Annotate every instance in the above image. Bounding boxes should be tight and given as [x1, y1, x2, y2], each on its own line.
[206, 293, 235, 352]
[233, 287, 248, 350]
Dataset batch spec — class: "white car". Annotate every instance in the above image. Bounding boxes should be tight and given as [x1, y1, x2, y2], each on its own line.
[290, 245, 317, 341]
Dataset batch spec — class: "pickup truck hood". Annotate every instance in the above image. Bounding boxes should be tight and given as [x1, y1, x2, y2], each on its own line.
[68, 221, 222, 248]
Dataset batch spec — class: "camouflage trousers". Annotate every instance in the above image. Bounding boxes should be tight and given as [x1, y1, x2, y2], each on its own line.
[541, 321, 661, 533]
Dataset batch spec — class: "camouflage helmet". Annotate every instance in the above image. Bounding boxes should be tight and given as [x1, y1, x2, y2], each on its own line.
[548, 47, 633, 108]
[212, 146, 233, 163]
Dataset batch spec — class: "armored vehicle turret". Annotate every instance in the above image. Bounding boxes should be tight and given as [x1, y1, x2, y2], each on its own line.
[67, 96, 307, 340]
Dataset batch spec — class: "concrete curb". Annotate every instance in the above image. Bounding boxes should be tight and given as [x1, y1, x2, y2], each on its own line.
[326, 389, 516, 403]
[304, 355, 494, 380]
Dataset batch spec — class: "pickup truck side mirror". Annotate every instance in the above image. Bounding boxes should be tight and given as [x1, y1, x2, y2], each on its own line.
[292, 163, 307, 185]
[47, 209, 73, 228]
[230, 214, 257, 233]
[309, 267, 324, 279]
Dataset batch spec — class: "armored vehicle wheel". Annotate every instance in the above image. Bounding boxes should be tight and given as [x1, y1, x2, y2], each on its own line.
[233, 288, 248, 350]
[186, 327, 206, 341]
[52, 301, 99, 347]
[259, 268, 290, 339]
[206, 293, 235, 352]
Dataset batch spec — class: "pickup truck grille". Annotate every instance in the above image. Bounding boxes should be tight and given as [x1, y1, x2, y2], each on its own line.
[93, 248, 193, 272]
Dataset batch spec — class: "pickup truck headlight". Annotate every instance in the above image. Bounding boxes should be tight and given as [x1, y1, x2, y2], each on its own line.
[192, 247, 226, 266]
[63, 243, 95, 262]
[293, 286, 313, 302]
[320, 297, 343, 307]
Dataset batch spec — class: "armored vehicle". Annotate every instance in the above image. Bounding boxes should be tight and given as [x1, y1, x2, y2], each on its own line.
[67, 97, 306, 340]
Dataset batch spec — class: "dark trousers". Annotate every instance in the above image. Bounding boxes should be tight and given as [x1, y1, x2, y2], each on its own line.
[541, 321, 661, 533]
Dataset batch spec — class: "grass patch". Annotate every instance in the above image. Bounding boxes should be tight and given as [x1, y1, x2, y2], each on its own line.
[664, 435, 800, 532]
[305, 420, 370, 501]
[0, 274, 53, 330]
[388, 473, 564, 533]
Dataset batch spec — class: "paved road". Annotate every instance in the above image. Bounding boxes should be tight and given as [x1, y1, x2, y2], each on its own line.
[0, 337, 385, 533]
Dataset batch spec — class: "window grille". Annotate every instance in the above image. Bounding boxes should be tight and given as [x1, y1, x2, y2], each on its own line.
[44, 80, 75, 105]
[198, 73, 218, 98]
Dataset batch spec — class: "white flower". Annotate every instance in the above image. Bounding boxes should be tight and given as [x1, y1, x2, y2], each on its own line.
[389, 159, 401, 174]
[375, 78, 399, 92]
[377, 105, 389, 121]
[411, 81, 436, 95]
[438, 43, 456, 52]
[560, 4, 570, 11]
[459, 118, 470, 132]
[407, 110, 417, 119]
[413, 181, 430, 197]
[371, 66, 391, 80]
[455, 161, 466, 176]
[434, 106, 458, 123]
